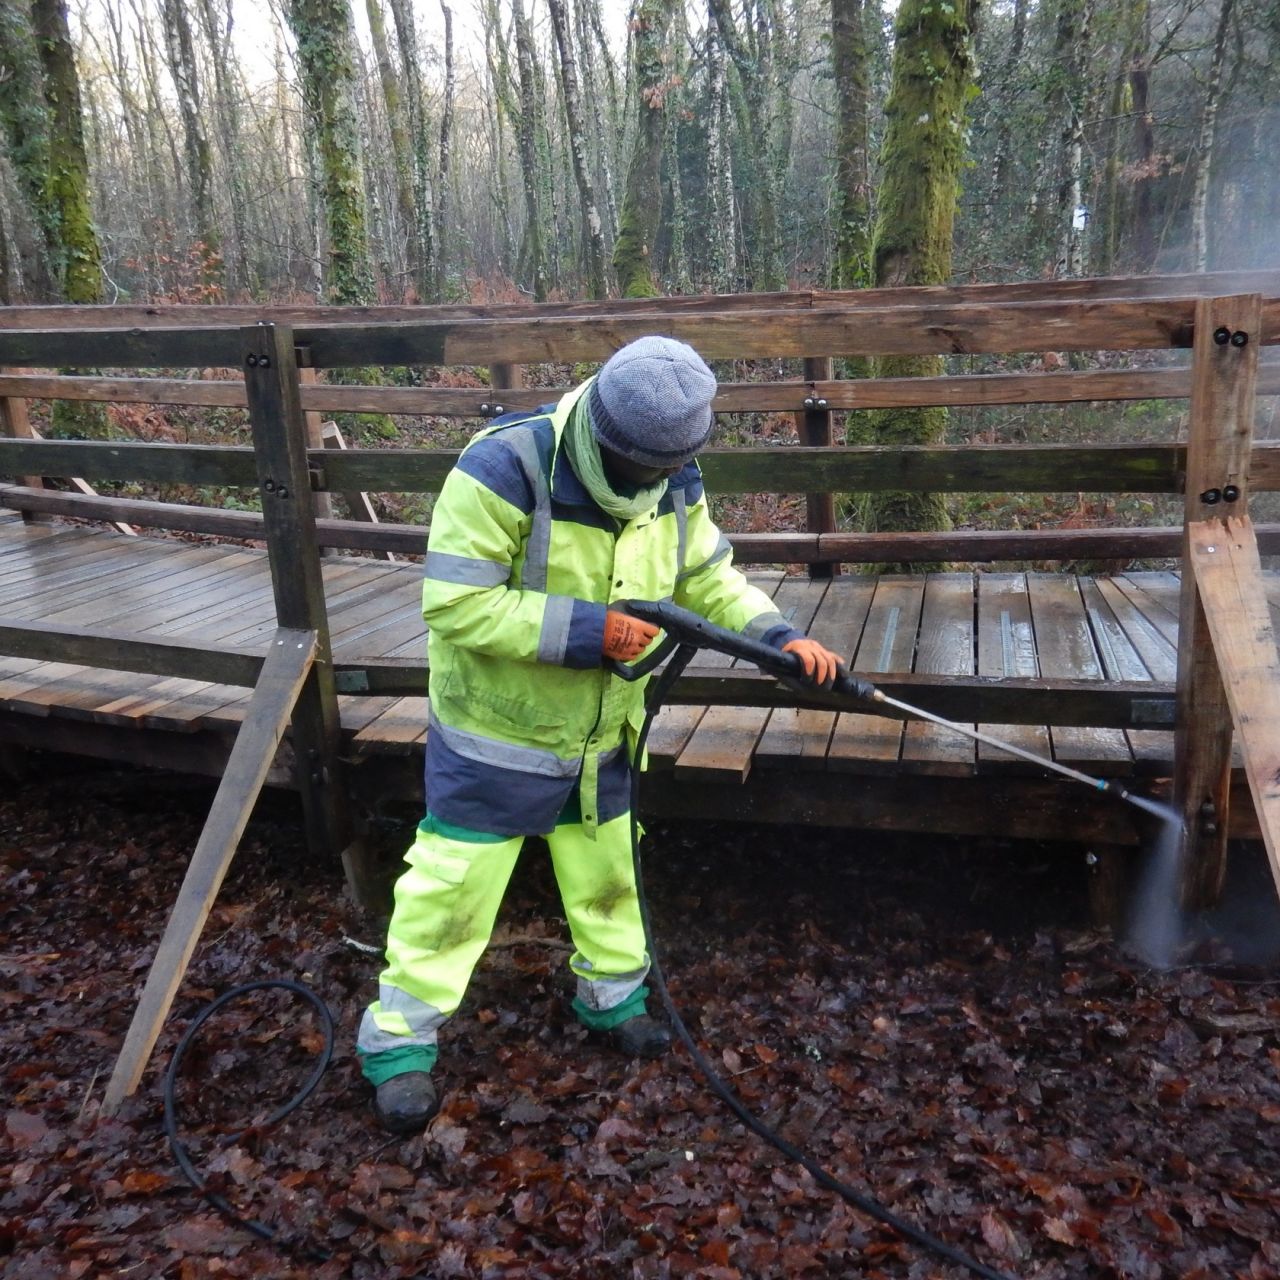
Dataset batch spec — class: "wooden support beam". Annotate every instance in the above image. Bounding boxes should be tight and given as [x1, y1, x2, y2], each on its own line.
[295, 362, 335, 530]
[241, 323, 368, 902]
[319, 420, 393, 560]
[1175, 294, 1261, 907]
[1188, 516, 1280, 897]
[799, 358, 838, 580]
[100, 629, 317, 1113]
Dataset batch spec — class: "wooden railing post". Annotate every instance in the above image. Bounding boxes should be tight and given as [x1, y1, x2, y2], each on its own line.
[294, 352, 335, 557]
[799, 356, 839, 579]
[1174, 293, 1261, 907]
[0, 372, 46, 520]
[241, 323, 371, 901]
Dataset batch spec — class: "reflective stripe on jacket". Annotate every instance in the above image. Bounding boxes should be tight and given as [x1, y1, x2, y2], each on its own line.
[421, 381, 799, 837]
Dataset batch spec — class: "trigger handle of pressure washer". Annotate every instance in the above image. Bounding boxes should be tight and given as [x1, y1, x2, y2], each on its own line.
[605, 631, 682, 680]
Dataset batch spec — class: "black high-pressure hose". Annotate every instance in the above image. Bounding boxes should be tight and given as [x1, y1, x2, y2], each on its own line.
[163, 979, 335, 1262]
[624, 644, 1017, 1280]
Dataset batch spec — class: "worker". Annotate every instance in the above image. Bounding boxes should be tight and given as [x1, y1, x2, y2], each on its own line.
[358, 335, 843, 1134]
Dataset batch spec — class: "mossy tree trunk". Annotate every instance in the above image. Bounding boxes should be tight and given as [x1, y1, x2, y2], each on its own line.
[845, 0, 977, 543]
[31, 0, 109, 438]
[286, 0, 378, 307]
[435, 1, 455, 296]
[613, 0, 678, 298]
[0, 0, 58, 297]
[287, 0, 394, 438]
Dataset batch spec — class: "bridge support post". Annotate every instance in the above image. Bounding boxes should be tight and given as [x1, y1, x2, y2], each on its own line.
[1174, 294, 1260, 908]
[800, 356, 838, 580]
[242, 323, 375, 905]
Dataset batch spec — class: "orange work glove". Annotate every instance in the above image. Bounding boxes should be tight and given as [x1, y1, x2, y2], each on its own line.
[782, 637, 842, 689]
[603, 609, 661, 662]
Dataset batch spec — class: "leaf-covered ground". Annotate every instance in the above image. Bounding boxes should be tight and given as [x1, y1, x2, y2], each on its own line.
[3, 756, 1280, 1280]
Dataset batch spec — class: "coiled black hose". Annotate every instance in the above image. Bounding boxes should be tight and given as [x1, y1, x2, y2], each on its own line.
[163, 979, 334, 1262]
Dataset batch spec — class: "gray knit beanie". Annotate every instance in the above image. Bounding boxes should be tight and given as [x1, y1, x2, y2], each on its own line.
[587, 336, 716, 469]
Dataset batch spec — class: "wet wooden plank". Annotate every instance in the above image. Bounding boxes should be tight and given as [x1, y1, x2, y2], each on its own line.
[975, 574, 1052, 773]
[1027, 574, 1132, 773]
[1112, 571, 1180, 643]
[826, 576, 925, 771]
[754, 576, 877, 769]
[901, 574, 976, 774]
[1080, 577, 1171, 768]
[675, 577, 825, 783]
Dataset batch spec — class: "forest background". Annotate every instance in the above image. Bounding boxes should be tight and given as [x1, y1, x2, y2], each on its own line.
[2, 0, 1279, 539]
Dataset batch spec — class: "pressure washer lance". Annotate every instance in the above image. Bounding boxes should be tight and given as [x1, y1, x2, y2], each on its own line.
[613, 597, 1177, 825]
[607, 598, 1180, 1280]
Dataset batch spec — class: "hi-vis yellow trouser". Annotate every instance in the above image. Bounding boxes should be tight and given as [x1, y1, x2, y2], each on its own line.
[357, 810, 648, 1084]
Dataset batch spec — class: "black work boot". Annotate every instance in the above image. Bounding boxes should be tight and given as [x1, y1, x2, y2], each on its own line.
[373, 1071, 439, 1135]
[606, 1014, 672, 1059]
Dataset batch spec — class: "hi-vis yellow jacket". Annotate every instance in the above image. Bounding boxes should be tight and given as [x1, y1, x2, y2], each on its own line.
[420, 380, 800, 838]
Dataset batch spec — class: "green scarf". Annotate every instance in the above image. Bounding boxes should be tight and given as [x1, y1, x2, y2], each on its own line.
[564, 389, 667, 521]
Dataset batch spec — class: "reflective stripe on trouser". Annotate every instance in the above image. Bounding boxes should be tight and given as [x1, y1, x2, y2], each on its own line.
[357, 811, 648, 1058]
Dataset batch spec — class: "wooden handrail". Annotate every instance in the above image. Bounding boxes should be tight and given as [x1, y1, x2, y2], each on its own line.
[6, 483, 1280, 563]
[6, 436, 1280, 495]
[2, 269, 1278, 330]
[5, 298, 1280, 370]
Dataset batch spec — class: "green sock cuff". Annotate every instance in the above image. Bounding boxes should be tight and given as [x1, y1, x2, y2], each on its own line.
[573, 984, 650, 1031]
[359, 1043, 438, 1086]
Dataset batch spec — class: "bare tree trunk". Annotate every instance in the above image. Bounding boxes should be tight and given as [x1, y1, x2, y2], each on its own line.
[511, 0, 547, 300]
[366, 0, 420, 291]
[196, 0, 252, 293]
[1191, 0, 1236, 272]
[1128, 0, 1156, 272]
[708, 0, 785, 290]
[985, 0, 1026, 249]
[704, 3, 735, 291]
[436, 0, 455, 294]
[1055, 0, 1093, 277]
[831, 0, 871, 290]
[546, 0, 609, 297]
[614, 0, 677, 297]
[160, 0, 221, 290]
[386, 0, 436, 298]
[575, 0, 618, 247]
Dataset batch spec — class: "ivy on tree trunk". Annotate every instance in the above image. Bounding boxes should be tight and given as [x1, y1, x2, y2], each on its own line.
[846, 0, 977, 549]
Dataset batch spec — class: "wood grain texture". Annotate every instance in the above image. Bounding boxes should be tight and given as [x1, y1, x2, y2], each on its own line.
[1188, 517, 1280, 895]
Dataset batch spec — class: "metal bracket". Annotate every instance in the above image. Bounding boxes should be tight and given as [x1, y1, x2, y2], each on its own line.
[1131, 697, 1175, 727]
[335, 669, 370, 693]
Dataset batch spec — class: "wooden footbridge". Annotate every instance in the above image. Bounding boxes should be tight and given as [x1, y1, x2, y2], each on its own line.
[3, 273, 1280, 1108]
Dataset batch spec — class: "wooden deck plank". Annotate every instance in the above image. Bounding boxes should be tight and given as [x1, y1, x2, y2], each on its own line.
[674, 576, 825, 783]
[0, 533, 173, 604]
[901, 573, 977, 774]
[1112, 572, 1180, 643]
[1080, 577, 1171, 769]
[975, 573, 1052, 773]
[646, 571, 784, 769]
[826, 575, 925, 772]
[1027, 574, 1132, 773]
[0, 546, 280, 717]
[754, 576, 877, 769]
